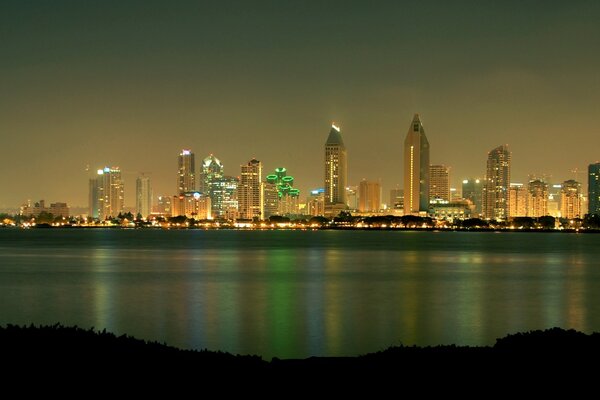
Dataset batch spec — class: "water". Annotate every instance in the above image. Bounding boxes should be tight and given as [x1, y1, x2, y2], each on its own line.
[1, 229, 599, 359]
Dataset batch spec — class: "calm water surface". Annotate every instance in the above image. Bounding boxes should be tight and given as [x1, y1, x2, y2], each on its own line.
[1, 229, 599, 359]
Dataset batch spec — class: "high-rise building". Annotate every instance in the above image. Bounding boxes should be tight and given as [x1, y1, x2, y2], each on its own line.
[211, 176, 239, 219]
[172, 192, 211, 219]
[200, 155, 225, 216]
[324, 123, 348, 215]
[561, 180, 582, 219]
[178, 149, 196, 194]
[462, 178, 483, 216]
[239, 159, 262, 220]
[483, 145, 511, 220]
[262, 181, 279, 219]
[264, 167, 301, 217]
[346, 186, 358, 210]
[155, 195, 172, 216]
[509, 183, 527, 217]
[547, 184, 562, 218]
[358, 180, 381, 213]
[135, 176, 152, 218]
[403, 114, 430, 215]
[527, 179, 548, 217]
[306, 188, 325, 217]
[429, 165, 450, 202]
[389, 187, 404, 210]
[89, 167, 124, 220]
[589, 163, 600, 216]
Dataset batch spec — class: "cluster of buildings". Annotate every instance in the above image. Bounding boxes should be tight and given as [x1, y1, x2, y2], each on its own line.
[20, 114, 598, 223]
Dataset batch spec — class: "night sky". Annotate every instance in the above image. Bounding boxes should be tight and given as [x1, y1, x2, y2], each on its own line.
[1, 1, 599, 209]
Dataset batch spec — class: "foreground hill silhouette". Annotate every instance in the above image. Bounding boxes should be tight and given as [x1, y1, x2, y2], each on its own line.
[2, 324, 600, 379]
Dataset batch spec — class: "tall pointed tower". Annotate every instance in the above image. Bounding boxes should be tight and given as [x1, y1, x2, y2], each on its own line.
[403, 114, 430, 215]
[324, 123, 347, 215]
[483, 145, 511, 220]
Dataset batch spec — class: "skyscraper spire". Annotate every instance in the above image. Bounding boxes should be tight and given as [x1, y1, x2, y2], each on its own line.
[403, 114, 430, 215]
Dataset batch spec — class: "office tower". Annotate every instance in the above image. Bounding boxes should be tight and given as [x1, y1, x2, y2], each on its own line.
[429, 165, 450, 202]
[135, 176, 152, 218]
[483, 145, 511, 220]
[527, 179, 548, 217]
[211, 176, 239, 219]
[178, 149, 196, 194]
[561, 180, 582, 219]
[90, 167, 124, 220]
[589, 163, 600, 216]
[200, 155, 225, 216]
[547, 184, 562, 218]
[324, 123, 348, 215]
[403, 114, 430, 215]
[239, 159, 262, 220]
[172, 192, 211, 219]
[346, 186, 358, 210]
[390, 187, 404, 210]
[509, 183, 527, 217]
[155, 195, 172, 216]
[358, 179, 381, 213]
[462, 178, 483, 216]
[264, 167, 301, 217]
[306, 188, 325, 217]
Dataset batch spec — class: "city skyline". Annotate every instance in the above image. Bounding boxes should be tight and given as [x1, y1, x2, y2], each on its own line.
[2, 2, 600, 209]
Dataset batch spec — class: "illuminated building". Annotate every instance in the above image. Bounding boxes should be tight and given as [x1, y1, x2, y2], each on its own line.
[429, 199, 471, 220]
[389, 187, 403, 210]
[211, 176, 239, 219]
[527, 179, 548, 217]
[589, 163, 600, 216]
[429, 165, 450, 202]
[135, 176, 152, 218]
[346, 186, 358, 210]
[403, 114, 430, 215]
[178, 149, 196, 194]
[306, 188, 325, 217]
[264, 167, 301, 217]
[560, 180, 582, 219]
[509, 183, 527, 217]
[462, 178, 483, 216]
[239, 159, 262, 220]
[20, 200, 69, 218]
[89, 167, 124, 220]
[171, 192, 211, 219]
[200, 154, 226, 216]
[154, 195, 172, 216]
[324, 123, 348, 215]
[358, 179, 381, 213]
[547, 184, 562, 217]
[483, 145, 511, 220]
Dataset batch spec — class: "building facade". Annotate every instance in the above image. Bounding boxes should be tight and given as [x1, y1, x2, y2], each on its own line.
[324, 124, 348, 215]
[560, 180, 582, 219]
[239, 159, 262, 220]
[136, 176, 152, 218]
[527, 179, 548, 217]
[403, 114, 430, 215]
[89, 167, 124, 220]
[178, 149, 196, 194]
[462, 178, 483, 216]
[358, 180, 381, 213]
[483, 145, 511, 220]
[429, 165, 450, 202]
[589, 163, 600, 216]
[509, 183, 527, 218]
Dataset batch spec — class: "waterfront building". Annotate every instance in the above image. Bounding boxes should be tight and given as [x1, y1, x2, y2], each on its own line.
[211, 176, 239, 219]
[589, 163, 600, 216]
[429, 165, 450, 202]
[20, 200, 69, 218]
[358, 179, 381, 213]
[429, 199, 471, 220]
[509, 183, 527, 217]
[306, 188, 325, 217]
[89, 167, 124, 220]
[527, 179, 548, 217]
[239, 159, 262, 220]
[560, 179, 582, 219]
[324, 124, 348, 216]
[403, 114, 430, 215]
[462, 178, 483, 216]
[135, 176, 152, 218]
[483, 145, 511, 220]
[154, 195, 172, 216]
[178, 149, 196, 194]
[171, 192, 211, 219]
[389, 187, 404, 211]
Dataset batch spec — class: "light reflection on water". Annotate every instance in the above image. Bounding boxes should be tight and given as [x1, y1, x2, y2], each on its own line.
[1, 229, 599, 359]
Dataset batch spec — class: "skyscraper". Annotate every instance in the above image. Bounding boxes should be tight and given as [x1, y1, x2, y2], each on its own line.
[403, 114, 430, 215]
[589, 162, 600, 216]
[527, 179, 548, 217]
[200, 154, 226, 216]
[211, 176, 239, 219]
[178, 149, 196, 194]
[389, 187, 404, 210]
[358, 179, 381, 213]
[89, 167, 124, 220]
[136, 176, 152, 218]
[324, 123, 347, 215]
[264, 167, 301, 217]
[509, 183, 527, 217]
[429, 165, 450, 202]
[561, 180, 582, 219]
[239, 159, 262, 220]
[461, 178, 483, 216]
[483, 145, 511, 220]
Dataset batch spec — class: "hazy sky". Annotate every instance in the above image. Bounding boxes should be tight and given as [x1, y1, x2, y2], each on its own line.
[1, 1, 599, 210]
